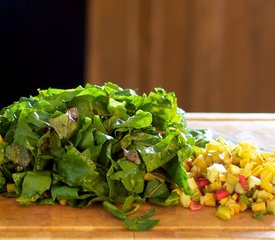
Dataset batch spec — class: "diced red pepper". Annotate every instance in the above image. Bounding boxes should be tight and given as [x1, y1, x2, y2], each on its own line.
[238, 174, 248, 190]
[189, 200, 203, 211]
[214, 187, 229, 200]
[196, 177, 210, 189]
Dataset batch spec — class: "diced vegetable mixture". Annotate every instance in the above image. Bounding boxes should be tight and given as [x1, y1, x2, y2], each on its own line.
[181, 137, 275, 220]
[0, 82, 274, 231]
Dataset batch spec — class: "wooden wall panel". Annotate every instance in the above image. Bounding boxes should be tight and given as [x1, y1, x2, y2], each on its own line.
[85, 0, 128, 86]
[85, 0, 275, 113]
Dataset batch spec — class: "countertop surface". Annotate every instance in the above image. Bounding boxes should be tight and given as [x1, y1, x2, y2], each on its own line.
[1, 112, 275, 240]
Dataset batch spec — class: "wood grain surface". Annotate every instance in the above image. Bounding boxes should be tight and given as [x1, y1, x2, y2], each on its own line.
[85, 0, 275, 112]
[1, 113, 275, 239]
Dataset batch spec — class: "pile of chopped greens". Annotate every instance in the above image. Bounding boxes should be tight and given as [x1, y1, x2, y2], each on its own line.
[0, 82, 205, 231]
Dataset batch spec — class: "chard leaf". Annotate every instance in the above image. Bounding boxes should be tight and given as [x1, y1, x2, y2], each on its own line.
[92, 115, 108, 134]
[110, 158, 145, 194]
[27, 110, 49, 129]
[106, 160, 129, 203]
[107, 97, 127, 116]
[74, 117, 92, 148]
[122, 195, 144, 214]
[77, 127, 95, 150]
[68, 95, 94, 120]
[13, 109, 40, 150]
[16, 171, 52, 205]
[123, 148, 140, 164]
[141, 88, 184, 131]
[49, 108, 79, 140]
[144, 179, 170, 199]
[5, 143, 31, 168]
[0, 81, 196, 231]
[114, 110, 152, 130]
[12, 172, 26, 195]
[137, 132, 178, 172]
[49, 132, 65, 157]
[55, 145, 108, 196]
[102, 201, 126, 220]
[149, 191, 179, 206]
[51, 186, 80, 201]
[123, 208, 159, 231]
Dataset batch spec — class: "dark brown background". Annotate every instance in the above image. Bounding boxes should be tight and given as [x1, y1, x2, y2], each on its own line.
[85, 0, 275, 113]
[1, 0, 275, 113]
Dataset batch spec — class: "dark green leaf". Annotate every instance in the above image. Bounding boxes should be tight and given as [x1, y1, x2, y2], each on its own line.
[123, 208, 159, 231]
[49, 108, 79, 140]
[144, 179, 170, 199]
[55, 145, 108, 196]
[51, 185, 80, 201]
[16, 171, 52, 205]
[102, 201, 126, 221]
[110, 158, 145, 194]
[137, 132, 178, 172]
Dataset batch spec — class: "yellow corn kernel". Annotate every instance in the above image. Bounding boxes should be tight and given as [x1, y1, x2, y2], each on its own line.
[215, 152, 225, 163]
[239, 142, 257, 157]
[266, 162, 275, 175]
[238, 199, 248, 212]
[260, 168, 273, 183]
[251, 202, 266, 213]
[243, 162, 255, 172]
[222, 155, 232, 165]
[231, 193, 238, 201]
[193, 153, 204, 163]
[200, 193, 216, 207]
[190, 165, 201, 177]
[227, 202, 240, 216]
[254, 154, 264, 165]
[240, 169, 252, 178]
[257, 190, 273, 201]
[192, 155, 208, 172]
[260, 180, 273, 193]
[206, 141, 219, 153]
[218, 174, 226, 182]
[204, 155, 213, 166]
[252, 165, 263, 176]
[228, 164, 240, 175]
[261, 152, 274, 160]
[205, 181, 222, 192]
[239, 157, 250, 168]
[194, 148, 206, 157]
[219, 196, 229, 206]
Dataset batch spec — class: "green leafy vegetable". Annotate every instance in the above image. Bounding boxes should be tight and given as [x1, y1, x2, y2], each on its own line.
[124, 208, 160, 231]
[16, 171, 52, 206]
[0, 82, 201, 231]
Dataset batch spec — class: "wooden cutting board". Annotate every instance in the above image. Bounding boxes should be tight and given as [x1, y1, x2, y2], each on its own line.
[1, 113, 275, 240]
